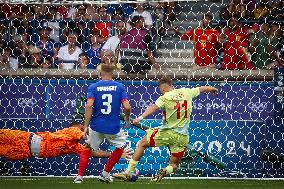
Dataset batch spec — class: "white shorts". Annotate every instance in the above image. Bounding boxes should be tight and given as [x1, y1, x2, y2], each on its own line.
[86, 128, 127, 151]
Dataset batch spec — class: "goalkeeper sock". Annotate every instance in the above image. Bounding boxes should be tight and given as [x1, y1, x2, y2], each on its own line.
[165, 165, 174, 174]
[78, 149, 92, 176]
[104, 147, 124, 172]
[127, 159, 138, 173]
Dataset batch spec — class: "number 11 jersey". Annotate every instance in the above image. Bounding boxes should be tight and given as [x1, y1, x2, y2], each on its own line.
[155, 87, 200, 135]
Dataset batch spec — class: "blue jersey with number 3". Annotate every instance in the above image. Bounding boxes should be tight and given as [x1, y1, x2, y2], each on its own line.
[87, 80, 128, 134]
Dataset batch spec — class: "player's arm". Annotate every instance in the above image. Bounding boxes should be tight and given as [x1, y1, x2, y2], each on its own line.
[133, 104, 160, 125]
[84, 98, 94, 137]
[121, 84, 132, 126]
[199, 86, 218, 96]
[122, 100, 131, 126]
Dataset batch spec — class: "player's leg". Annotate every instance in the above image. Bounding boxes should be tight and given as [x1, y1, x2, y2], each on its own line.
[98, 129, 127, 183]
[74, 129, 103, 184]
[152, 154, 182, 182]
[113, 128, 162, 181]
[152, 131, 188, 182]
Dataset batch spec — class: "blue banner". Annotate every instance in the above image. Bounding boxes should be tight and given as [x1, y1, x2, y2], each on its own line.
[0, 80, 275, 121]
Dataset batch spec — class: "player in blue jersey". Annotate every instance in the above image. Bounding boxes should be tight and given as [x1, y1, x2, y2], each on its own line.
[74, 64, 132, 183]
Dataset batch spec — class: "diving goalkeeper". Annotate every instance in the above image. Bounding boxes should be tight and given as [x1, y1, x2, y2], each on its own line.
[113, 77, 218, 182]
[0, 122, 132, 160]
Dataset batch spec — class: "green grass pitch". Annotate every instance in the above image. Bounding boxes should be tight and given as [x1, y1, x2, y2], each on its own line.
[1, 178, 284, 189]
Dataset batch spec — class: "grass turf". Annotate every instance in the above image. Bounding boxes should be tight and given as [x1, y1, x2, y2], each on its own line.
[1, 178, 284, 189]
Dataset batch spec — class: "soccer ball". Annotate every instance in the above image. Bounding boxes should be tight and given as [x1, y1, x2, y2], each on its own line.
[130, 168, 139, 182]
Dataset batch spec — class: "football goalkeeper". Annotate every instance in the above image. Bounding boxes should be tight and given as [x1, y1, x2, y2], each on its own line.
[0, 122, 132, 160]
[113, 77, 218, 182]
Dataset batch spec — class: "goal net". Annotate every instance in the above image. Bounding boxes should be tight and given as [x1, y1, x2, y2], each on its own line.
[0, 0, 284, 178]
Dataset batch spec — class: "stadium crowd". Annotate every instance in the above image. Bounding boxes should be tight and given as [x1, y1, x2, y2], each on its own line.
[0, 1, 283, 72]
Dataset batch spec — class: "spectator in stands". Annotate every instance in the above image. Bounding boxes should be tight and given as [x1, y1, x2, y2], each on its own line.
[164, 2, 177, 28]
[19, 47, 42, 69]
[44, 6, 60, 42]
[280, 1, 284, 20]
[35, 27, 59, 60]
[112, 8, 125, 21]
[73, 4, 88, 20]
[221, 17, 255, 70]
[107, 3, 135, 20]
[69, 5, 89, 47]
[40, 56, 52, 69]
[92, 6, 112, 39]
[102, 21, 127, 56]
[131, 3, 153, 30]
[219, 6, 231, 20]
[174, 13, 220, 67]
[33, 4, 47, 19]
[77, 53, 89, 69]
[252, 23, 281, 69]
[266, 24, 283, 68]
[11, 34, 31, 66]
[96, 50, 122, 71]
[0, 3, 13, 19]
[242, 0, 256, 18]
[46, 6, 59, 20]
[120, 16, 159, 72]
[0, 21, 6, 40]
[94, 5, 111, 21]
[57, 5, 77, 19]
[227, 0, 247, 19]
[153, 2, 177, 45]
[58, 32, 82, 69]
[270, 1, 283, 20]
[253, 0, 271, 20]
[0, 40, 6, 53]
[85, 4, 97, 20]
[0, 47, 11, 69]
[85, 33, 105, 69]
[280, 25, 284, 63]
[153, 2, 165, 32]
[10, 5, 34, 35]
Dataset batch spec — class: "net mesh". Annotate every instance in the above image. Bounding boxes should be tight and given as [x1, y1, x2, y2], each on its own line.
[0, 0, 284, 178]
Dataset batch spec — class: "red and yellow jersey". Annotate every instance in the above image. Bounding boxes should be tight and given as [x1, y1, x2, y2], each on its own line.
[37, 127, 85, 158]
[181, 28, 219, 66]
[222, 28, 255, 70]
[224, 27, 249, 50]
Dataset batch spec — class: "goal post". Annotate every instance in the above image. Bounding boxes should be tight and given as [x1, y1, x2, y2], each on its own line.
[0, 0, 284, 178]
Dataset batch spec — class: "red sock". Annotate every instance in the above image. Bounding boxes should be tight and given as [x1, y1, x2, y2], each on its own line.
[78, 149, 92, 176]
[104, 147, 124, 173]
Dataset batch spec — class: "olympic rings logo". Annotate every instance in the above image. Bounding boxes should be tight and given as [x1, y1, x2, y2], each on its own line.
[138, 99, 152, 109]
[18, 98, 37, 108]
[247, 102, 267, 112]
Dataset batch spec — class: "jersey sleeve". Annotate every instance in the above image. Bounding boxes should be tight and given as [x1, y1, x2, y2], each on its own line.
[87, 84, 96, 99]
[181, 29, 194, 41]
[120, 84, 128, 102]
[187, 87, 200, 99]
[155, 96, 165, 108]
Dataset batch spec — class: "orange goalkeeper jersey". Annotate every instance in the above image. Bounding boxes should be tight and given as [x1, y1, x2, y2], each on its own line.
[37, 127, 85, 158]
[0, 129, 32, 160]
